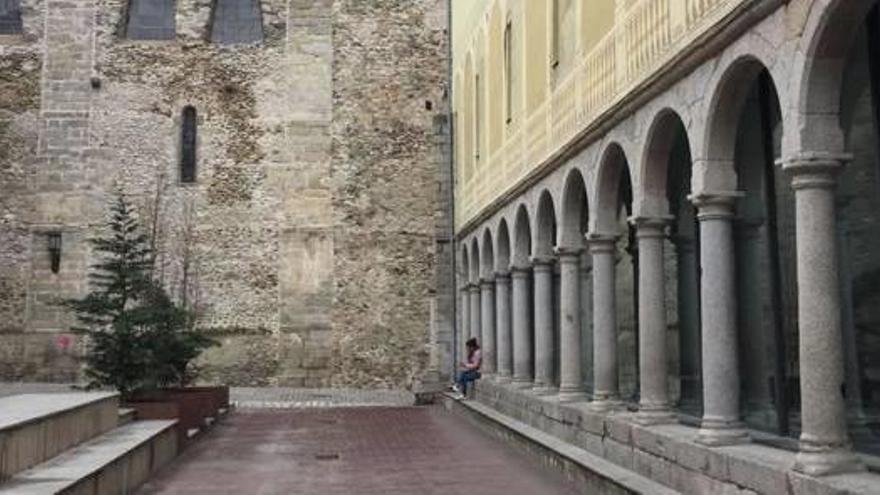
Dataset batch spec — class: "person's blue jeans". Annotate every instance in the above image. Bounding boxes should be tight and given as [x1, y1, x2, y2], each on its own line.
[456, 369, 481, 394]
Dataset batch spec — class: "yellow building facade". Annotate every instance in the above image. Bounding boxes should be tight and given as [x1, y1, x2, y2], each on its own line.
[452, 0, 749, 230]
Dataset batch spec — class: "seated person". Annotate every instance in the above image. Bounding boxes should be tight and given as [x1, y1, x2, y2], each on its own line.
[451, 338, 481, 399]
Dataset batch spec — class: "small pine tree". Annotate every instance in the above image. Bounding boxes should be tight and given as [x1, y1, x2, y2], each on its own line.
[65, 194, 157, 398]
[65, 192, 217, 398]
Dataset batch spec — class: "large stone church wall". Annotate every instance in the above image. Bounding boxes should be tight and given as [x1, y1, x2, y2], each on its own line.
[0, 0, 451, 388]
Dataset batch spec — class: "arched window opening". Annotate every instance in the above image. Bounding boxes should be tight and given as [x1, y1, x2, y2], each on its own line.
[670, 134, 702, 418]
[210, 0, 263, 45]
[733, 68, 794, 438]
[0, 0, 23, 35]
[180, 106, 197, 184]
[616, 169, 639, 403]
[126, 0, 176, 40]
[836, 4, 880, 454]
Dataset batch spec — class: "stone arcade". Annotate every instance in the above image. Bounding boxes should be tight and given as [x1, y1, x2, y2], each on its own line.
[453, 0, 880, 492]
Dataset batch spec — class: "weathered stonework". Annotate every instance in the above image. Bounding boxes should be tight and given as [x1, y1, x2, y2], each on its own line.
[0, 0, 452, 388]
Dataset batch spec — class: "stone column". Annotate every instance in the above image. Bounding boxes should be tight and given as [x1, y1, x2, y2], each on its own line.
[480, 278, 496, 376]
[557, 247, 587, 402]
[460, 283, 471, 368]
[511, 265, 533, 387]
[580, 252, 594, 395]
[532, 256, 556, 394]
[588, 234, 620, 411]
[495, 271, 513, 382]
[633, 217, 675, 424]
[783, 154, 862, 475]
[693, 193, 748, 446]
[469, 283, 481, 344]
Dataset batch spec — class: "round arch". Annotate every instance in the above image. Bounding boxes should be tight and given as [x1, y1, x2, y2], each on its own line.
[481, 229, 495, 279]
[534, 191, 557, 257]
[559, 168, 589, 250]
[469, 238, 481, 284]
[496, 219, 511, 272]
[591, 142, 633, 234]
[512, 204, 532, 267]
[793, 0, 879, 155]
[638, 109, 691, 216]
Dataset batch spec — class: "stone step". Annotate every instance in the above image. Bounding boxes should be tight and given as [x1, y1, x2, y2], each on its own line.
[0, 392, 119, 481]
[118, 407, 136, 426]
[0, 420, 178, 495]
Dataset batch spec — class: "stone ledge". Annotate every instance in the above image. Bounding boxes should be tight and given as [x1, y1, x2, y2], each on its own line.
[442, 392, 679, 494]
[473, 379, 880, 495]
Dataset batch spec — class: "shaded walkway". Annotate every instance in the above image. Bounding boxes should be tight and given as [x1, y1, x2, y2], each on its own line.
[137, 406, 580, 495]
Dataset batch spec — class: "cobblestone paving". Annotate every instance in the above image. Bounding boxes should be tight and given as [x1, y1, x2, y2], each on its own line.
[137, 406, 581, 495]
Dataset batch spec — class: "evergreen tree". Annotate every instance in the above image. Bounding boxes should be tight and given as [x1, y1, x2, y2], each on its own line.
[65, 193, 156, 397]
[65, 192, 216, 397]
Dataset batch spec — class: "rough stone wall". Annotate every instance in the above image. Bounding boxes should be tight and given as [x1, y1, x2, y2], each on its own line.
[329, 0, 449, 388]
[0, 0, 452, 388]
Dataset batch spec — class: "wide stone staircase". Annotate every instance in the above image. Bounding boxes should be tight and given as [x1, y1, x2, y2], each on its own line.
[0, 392, 177, 494]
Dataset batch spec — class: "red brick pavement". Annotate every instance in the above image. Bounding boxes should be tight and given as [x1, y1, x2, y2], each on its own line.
[137, 406, 581, 495]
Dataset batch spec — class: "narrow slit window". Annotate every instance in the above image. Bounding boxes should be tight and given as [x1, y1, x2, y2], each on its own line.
[180, 106, 197, 183]
[211, 0, 263, 45]
[0, 0, 23, 35]
[504, 20, 513, 123]
[474, 73, 481, 161]
[127, 0, 176, 40]
[551, 0, 559, 67]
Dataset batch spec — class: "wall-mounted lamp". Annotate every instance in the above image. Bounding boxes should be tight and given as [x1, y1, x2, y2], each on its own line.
[48, 232, 62, 274]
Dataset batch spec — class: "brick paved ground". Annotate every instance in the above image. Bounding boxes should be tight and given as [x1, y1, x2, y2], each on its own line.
[137, 406, 581, 495]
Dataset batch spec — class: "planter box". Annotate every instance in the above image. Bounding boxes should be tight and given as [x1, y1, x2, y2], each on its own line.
[125, 387, 225, 449]
[165, 386, 229, 417]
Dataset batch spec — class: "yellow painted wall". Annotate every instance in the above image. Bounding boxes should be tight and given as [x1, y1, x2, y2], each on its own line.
[452, 0, 749, 229]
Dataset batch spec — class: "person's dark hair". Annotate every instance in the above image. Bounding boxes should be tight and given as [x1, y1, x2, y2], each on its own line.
[466, 337, 480, 360]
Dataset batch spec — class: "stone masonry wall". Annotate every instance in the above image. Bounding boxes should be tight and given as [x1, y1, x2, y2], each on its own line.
[330, 0, 449, 387]
[0, 0, 452, 388]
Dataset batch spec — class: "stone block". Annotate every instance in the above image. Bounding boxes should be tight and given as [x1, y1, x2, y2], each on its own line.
[724, 445, 792, 495]
[606, 414, 633, 445]
[632, 424, 674, 461]
[603, 438, 634, 470]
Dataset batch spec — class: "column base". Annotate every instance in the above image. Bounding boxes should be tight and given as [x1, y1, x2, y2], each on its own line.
[532, 384, 558, 396]
[635, 405, 677, 425]
[589, 396, 623, 413]
[512, 377, 533, 389]
[494, 373, 512, 384]
[794, 440, 864, 477]
[557, 388, 588, 403]
[696, 417, 750, 446]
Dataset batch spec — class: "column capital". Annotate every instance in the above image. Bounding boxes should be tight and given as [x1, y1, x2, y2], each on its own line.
[586, 232, 618, 253]
[629, 215, 673, 238]
[529, 255, 556, 267]
[554, 245, 584, 259]
[468, 283, 481, 293]
[510, 264, 531, 276]
[480, 277, 495, 288]
[779, 152, 850, 190]
[494, 270, 511, 282]
[689, 191, 742, 220]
